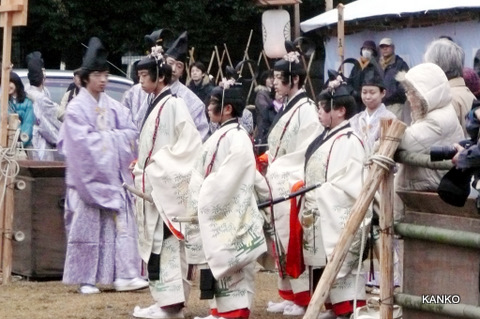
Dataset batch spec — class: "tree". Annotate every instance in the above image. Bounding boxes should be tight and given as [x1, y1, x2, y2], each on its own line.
[10, 0, 355, 76]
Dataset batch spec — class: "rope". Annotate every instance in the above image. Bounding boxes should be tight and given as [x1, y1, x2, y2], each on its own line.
[353, 153, 396, 318]
[0, 130, 21, 238]
[366, 154, 396, 172]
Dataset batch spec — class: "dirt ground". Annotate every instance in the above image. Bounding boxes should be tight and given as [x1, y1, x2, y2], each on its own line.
[0, 270, 296, 319]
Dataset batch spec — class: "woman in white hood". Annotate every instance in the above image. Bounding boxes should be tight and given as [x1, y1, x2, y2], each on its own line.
[394, 62, 464, 219]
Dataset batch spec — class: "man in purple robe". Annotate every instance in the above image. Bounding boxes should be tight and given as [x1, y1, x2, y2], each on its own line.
[58, 37, 148, 294]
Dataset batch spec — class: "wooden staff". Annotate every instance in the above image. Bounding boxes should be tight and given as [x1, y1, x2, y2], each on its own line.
[305, 50, 316, 100]
[223, 43, 233, 68]
[262, 50, 271, 70]
[239, 29, 254, 74]
[185, 47, 195, 84]
[337, 3, 345, 74]
[215, 46, 225, 83]
[207, 50, 216, 76]
[122, 183, 153, 203]
[244, 50, 266, 105]
[303, 119, 407, 319]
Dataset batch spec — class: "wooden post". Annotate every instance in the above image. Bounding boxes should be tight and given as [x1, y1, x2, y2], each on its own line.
[207, 50, 216, 76]
[262, 50, 271, 70]
[304, 50, 316, 100]
[0, 9, 13, 147]
[185, 47, 195, 84]
[214, 46, 225, 82]
[239, 29, 253, 74]
[379, 160, 395, 319]
[325, 0, 333, 11]
[293, 3, 300, 39]
[303, 119, 407, 319]
[223, 43, 233, 68]
[337, 4, 345, 73]
[0, 0, 28, 284]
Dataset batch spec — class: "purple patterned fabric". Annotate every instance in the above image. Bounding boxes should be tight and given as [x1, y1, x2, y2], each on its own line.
[59, 88, 141, 285]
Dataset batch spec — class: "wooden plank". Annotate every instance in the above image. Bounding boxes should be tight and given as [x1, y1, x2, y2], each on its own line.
[397, 190, 479, 219]
[0, 4, 22, 12]
[0, 0, 28, 27]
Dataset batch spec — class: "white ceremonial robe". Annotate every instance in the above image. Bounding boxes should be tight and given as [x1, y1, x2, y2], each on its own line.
[27, 85, 62, 161]
[302, 121, 371, 305]
[133, 87, 202, 307]
[349, 104, 396, 155]
[265, 90, 321, 293]
[187, 119, 268, 313]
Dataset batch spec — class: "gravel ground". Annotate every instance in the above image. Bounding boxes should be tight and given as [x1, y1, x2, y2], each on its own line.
[0, 270, 300, 319]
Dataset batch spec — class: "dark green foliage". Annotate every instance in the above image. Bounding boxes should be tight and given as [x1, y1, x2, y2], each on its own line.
[10, 0, 355, 75]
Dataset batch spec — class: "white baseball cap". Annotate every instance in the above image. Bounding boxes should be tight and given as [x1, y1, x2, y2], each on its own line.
[379, 38, 393, 46]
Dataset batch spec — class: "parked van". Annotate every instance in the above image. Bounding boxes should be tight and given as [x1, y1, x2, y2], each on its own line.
[13, 69, 133, 104]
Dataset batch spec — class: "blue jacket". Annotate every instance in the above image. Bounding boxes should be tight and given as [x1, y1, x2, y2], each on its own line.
[9, 97, 35, 147]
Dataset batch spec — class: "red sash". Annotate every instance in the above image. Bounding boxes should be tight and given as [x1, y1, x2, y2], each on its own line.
[285, 180, 305, 278]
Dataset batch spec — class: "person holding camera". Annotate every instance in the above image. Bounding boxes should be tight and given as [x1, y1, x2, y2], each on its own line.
[452, 100, 480, 168]
[394, 62, 464, 219]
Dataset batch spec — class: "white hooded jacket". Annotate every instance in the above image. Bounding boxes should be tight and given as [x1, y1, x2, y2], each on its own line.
[396, 62, 464, 192]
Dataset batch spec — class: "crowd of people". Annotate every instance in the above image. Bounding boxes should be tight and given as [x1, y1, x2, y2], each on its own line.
[7, 31, 480, 319]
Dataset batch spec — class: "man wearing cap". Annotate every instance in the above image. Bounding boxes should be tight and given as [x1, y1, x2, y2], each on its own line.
[264, 43, 321, 316]
[187, 82, 268, 319]
[25, 51, 62, 161]
[59, 37, 148, 294]
[378, 37, 410, 122]
[131, 44, 202, 319]
[122, 29, 173, 131]
[165, 31, 209, 141]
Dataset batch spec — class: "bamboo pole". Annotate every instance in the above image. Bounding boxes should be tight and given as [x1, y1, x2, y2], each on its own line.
[223, 43, 233, 68]
[215, 46, 225, 83]
[262, 50, 270, 70]
[394, 223, 480, 249]
[394, 150, 453, 170]
[185, 47, 195, 84]
[207, 50, 216, 76]
[379, 164, 394, 319]
[303, 119, 407, 319]
[337, 4, 345, 73]
[239, 29, 254, 74]
[395, 293, 480, 318]
[305, 50, 316, 100]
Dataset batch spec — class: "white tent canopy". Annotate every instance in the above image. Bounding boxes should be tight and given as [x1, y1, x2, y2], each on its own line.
[300, 0, 480, 81]
[301, 0, 480, 33]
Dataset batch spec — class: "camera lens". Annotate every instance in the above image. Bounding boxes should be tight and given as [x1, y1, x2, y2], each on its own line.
[430, 145, 457, 161]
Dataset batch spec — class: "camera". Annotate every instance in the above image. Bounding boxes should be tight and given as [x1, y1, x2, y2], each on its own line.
[430, 140, 472, 161]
